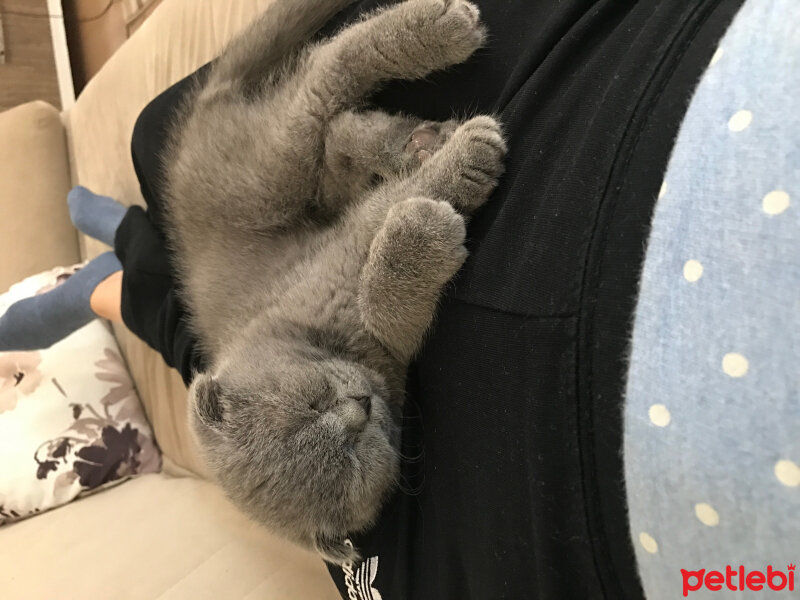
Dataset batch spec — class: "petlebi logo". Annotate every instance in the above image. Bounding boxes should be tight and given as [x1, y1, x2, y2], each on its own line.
[681, 564, 796, 596]
[341, 539, 383, 600]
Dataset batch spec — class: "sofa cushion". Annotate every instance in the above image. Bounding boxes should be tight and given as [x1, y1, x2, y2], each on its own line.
[0, 473, 339, 599]
[65, 0, 275, 475]
[0, 265, 161, 525]
[0, 102, 79, 292]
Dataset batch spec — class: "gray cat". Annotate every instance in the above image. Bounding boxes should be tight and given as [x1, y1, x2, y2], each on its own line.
[163, 0, 506, 563]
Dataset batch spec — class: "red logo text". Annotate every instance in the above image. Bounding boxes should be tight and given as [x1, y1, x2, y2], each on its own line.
[681, 565, 795, 596]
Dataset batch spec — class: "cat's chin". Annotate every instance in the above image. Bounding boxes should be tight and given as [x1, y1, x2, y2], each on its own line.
[345, 410, 401, 518]
[371, 394, 399, 437]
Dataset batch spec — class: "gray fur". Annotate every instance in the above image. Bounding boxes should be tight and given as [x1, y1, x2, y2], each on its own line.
[163, 0, 506, 563]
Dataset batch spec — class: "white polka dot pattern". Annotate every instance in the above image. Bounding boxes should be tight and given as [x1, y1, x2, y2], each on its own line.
[639, 532, 658, 554]
[775, 460, 800, 487]
[648, 404, 671, 427]
[762, 190, 791, 215]
[722, 353, 749, 378]
[683, 260, 703, 282]
[695, 503, 720, 527]
[728, 109, 753, 132]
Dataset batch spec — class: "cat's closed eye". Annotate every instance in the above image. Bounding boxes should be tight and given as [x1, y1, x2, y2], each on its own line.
[304, 377, 335, 413]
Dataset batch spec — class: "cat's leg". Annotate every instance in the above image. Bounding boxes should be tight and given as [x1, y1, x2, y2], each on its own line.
[210, 0, 484, 228]
[358, 197, 467, 362]
[202, 0, 355, 98]
[300, 0, 485, 115]
[412, 115, 507, 214]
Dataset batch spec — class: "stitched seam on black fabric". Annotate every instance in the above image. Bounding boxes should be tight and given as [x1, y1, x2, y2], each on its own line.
[495, 3, 599, 114]
[574, 0, 726, 597]
[446, 293, 578, 321]
[578, 1, 726, 595]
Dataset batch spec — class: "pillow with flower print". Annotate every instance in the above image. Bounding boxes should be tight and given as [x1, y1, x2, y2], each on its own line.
[0, 265, 161, 525]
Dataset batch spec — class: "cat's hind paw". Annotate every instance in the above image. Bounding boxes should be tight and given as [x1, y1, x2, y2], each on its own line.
[383, 197, 468, 277]
[410, 0, 486, 68]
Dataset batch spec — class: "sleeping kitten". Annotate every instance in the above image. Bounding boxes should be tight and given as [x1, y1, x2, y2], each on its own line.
[164, 0, 506, 563]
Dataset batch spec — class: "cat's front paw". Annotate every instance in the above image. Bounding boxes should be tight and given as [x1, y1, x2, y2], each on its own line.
[451, 116, 507, 185]
[419, 115, 507, 213]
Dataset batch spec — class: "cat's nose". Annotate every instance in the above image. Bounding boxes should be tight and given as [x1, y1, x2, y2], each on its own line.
[350, 395, 371, 416]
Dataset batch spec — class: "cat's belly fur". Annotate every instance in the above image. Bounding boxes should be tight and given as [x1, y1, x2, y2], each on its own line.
[253, 197, 388, 339]
[186, 191, 388, 360]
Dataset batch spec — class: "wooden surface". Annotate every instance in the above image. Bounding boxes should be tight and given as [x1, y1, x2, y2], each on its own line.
[0, 13, 6, 63]
[125, 0, 161, 36]
[0, 0, 61, 111]
[63, 0, 126, 93]
[63, 0, 161, 94]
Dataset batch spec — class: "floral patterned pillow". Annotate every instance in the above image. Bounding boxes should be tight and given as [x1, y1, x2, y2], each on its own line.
[0, 265, 161, 525]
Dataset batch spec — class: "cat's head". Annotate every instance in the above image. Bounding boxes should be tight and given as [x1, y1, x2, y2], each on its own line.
[187, 330, 400, 564]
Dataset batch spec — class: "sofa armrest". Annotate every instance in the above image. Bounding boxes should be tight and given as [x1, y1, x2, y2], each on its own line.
[0, 101, 79, 292]
[63, 0, 274, 476]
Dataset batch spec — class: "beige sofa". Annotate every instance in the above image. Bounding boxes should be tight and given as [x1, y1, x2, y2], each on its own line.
[0, 1, 340, 598]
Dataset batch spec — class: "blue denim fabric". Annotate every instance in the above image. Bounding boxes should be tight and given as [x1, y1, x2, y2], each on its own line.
[624, 1, 800, 597]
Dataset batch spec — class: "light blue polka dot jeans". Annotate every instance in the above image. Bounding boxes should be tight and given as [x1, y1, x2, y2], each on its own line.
[624, 0, 799, 598]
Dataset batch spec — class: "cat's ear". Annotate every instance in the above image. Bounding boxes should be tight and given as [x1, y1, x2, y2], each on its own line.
[193, 374, 224, 428]
[314, 533, 360, 565]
